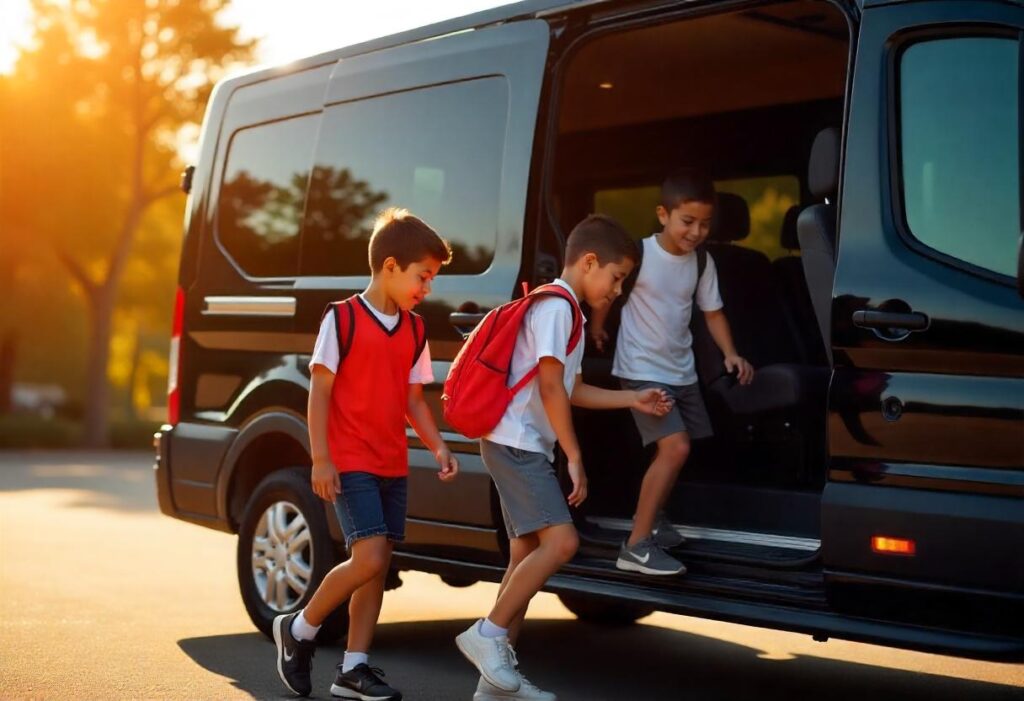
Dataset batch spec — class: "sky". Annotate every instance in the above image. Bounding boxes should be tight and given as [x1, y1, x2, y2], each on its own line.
[0, 0, 517, 74]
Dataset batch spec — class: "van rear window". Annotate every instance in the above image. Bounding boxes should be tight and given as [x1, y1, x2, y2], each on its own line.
[217, 113, 320, 278]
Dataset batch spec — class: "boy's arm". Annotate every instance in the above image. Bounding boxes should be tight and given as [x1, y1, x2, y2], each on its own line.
[406, 384, 458, 481]
[588, 304, 612, 352]
[704, 308, 755, 385]
[537, 357, 586, 506]
[308, 365, 340, 502]
[571, 381, 672, 415]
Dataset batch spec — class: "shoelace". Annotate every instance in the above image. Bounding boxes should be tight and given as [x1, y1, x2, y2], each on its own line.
[506, 645, 541, 692]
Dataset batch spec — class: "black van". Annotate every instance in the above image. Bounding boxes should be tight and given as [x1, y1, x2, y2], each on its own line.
[155, 0, 1024, 660]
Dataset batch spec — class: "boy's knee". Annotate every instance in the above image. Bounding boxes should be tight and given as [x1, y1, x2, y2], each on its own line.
[351, 540, 390, 578]
[553, 529, 579, 563]
[658, 435, 690, 468]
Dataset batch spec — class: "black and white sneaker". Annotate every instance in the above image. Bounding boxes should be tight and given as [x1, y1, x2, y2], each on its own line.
[331, 663, 402, 701]
[273, 612, 316, 697]
[616, 537, 687, 575]
[652, 510, 686, 549]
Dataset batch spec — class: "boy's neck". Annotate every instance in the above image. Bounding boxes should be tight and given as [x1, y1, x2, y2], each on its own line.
[655, 230, 686, 256]
[362, 279, 399, 316]
[558, 267, 585, 300]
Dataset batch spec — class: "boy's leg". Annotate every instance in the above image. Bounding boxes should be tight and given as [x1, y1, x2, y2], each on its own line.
[628, 430, 690, 547]
[488, 523, 578, 628]
[344, 536, 393, 655]
[494, 532, 541, 645]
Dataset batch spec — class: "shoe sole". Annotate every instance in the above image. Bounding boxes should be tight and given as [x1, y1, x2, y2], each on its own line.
[473, 691, 557, 701]
[273, 615, 304, 697]
[455, 632, 521, 693]
[615, 556, 686, 576]
[330, 683, 402, 701]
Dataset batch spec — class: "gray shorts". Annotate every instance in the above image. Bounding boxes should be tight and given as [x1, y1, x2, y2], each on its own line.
[480, 439, 573, 540]
[620, 379, 714, 445]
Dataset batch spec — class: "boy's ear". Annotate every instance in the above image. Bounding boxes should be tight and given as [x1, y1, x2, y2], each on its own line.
[656, 205, 670, 227]
[382, 256, 398, 273]
[582, 252, 599, 271]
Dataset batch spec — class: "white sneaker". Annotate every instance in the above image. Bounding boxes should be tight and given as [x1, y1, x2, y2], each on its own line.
[474, 675, 557, 701]
[456, 620, 520, 692]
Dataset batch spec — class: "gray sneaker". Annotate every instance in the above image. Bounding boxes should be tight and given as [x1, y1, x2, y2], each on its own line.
[616, 537, 687, 575]
[652, 511, 685, 549]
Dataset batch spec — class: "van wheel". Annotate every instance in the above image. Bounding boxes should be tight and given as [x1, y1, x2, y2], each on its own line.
[236, 468, 348, 643]
[557, 593, 655, 626]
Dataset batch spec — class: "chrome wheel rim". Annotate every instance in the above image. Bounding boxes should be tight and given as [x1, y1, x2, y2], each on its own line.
[251, 500, 313, 612]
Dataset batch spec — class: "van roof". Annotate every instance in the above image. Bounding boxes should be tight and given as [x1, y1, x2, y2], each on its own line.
[219, 0, 871, 90]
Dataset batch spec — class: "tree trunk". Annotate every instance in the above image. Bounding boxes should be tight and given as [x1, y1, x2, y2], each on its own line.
[82, 287, 114, 448]
[0, 331, 15, 414]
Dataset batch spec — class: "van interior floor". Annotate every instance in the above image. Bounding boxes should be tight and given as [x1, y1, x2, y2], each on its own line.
[569, 516, 827, 609]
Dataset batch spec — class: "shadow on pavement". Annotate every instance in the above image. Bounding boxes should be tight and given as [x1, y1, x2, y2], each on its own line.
[0, 450, 156, 512]
[178, 618, 1023, 701]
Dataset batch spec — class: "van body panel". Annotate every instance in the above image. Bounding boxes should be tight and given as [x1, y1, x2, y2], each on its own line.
[827, 0, 1024, 595]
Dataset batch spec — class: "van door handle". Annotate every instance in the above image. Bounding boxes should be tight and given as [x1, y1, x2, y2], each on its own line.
[852, 309, 929, 341]
[449, 311, 487, 339]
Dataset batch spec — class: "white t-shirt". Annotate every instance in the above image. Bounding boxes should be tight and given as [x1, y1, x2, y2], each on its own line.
[309, 294, 433, 384]
[612, 235, 723, 386]
[485, 279, 586, 461]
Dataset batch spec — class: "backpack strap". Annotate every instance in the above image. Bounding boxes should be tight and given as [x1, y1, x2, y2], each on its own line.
[509, 284, 584, 394]
[321, 298, 356, 366]
[695, 246, 708, 300]
[619, 237, 645, 305]
[409, 311, 427, 369]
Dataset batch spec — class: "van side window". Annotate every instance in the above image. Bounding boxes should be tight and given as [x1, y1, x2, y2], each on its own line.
[300, 78, 508, 276]
[217, 113, 320, 278]
[899, 37, 1020, 279]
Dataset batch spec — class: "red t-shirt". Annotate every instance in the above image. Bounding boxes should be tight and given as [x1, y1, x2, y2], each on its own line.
[327, 296, 424, 477]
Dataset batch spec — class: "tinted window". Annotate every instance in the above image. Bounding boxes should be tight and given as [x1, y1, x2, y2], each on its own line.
[900, 38, 1020, 278]
[594, 175, 799, 260]
[301, 78, 508, 276]
[218, 114, 320, 277]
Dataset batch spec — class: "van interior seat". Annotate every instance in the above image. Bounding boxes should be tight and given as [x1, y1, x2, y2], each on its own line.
[773, 205, 828, 366]
[693, 193, 828, 417]
[797, 127, 841, 363]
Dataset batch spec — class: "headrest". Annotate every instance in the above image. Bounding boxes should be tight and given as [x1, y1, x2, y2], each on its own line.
[809, 127, 840, 199]
[780, 205, 800, 250]
[710, 192, 750, 242]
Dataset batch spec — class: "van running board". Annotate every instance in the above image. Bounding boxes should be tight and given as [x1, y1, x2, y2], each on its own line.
[582, 517, 820, 569]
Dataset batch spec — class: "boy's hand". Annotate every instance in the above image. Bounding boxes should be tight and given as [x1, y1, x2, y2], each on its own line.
[589, 326, 610, 352]
[566, 455, 588, 507]
[725, 355, 755, 385]
[435, 445, 459, 482]
[311, 459, 340, 502]
[632, 388, 673, 416]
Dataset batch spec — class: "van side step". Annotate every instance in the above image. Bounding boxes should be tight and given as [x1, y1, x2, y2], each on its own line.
[582, 516, 819, 568]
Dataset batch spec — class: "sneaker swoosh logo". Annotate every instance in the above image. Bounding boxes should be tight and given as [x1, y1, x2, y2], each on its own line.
[636, 552, 650, 564]
[283, 648, 295, 662]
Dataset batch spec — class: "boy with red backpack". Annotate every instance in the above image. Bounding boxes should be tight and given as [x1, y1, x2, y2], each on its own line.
[450, 215, 672, 701]
[273, 208, 458, 701]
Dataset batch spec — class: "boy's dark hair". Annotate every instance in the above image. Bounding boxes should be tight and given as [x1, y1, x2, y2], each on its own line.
[368, 208, 452, 272]
[565, 214, 638, 266]
[660, 168, 716, 211]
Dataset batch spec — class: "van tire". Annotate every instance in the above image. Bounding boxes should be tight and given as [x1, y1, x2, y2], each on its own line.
[557, 593, 655, 626]
[236, 468, 348, 643]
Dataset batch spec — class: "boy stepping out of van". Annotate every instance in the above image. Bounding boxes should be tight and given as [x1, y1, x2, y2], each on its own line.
[273, 209, 459, 700]
[591, 170, 755, 576]
[454, 215, 673, 700]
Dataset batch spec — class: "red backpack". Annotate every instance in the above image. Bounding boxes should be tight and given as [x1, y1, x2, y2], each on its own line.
[442, 284, 583, 439]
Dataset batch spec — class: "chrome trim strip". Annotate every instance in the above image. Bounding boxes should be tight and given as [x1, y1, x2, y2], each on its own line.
[588, 517, 820, 552]
[202, 296, 296, 317]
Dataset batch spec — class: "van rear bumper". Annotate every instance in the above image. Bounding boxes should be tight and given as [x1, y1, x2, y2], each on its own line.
[153, 422, 236, 533]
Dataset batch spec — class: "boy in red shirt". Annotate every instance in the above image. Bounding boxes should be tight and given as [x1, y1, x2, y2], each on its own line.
[274, 208, 458, 700]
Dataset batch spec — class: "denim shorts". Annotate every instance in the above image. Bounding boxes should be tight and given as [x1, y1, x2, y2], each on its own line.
[332, 471, 408, 550]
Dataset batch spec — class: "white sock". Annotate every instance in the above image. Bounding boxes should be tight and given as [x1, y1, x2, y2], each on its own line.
[290, 610, 320, 642]
[342, 651, 369, 673]
[478, 617, 508, 639]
